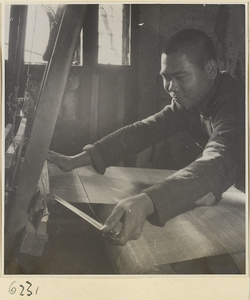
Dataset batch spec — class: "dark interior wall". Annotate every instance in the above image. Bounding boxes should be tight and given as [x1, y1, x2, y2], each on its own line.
[136, 4, 245, 169]
[223, 5, 245, 80]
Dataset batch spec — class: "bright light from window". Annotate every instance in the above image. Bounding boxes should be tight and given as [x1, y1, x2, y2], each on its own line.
[4, 4, 129, 66]
[98, 4, 130, 65]
[25, 5, 50, 64]
[4, 5, 11, 60]
[4, 4, 82, 65]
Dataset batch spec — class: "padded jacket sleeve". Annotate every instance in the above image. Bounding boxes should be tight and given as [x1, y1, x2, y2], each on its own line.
[84, 100, 187, 174]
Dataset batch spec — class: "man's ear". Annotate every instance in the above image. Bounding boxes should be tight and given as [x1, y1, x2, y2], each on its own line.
[205, 60, 218, 79]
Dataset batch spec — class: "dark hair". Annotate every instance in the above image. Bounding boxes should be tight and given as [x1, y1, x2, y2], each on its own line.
[162, 29, 217, 68]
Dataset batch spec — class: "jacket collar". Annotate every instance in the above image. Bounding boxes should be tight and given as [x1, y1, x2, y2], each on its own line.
[195, 72, 223, 118]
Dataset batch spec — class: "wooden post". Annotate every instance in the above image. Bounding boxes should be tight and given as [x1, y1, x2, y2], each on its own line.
[5, 5, 28, 127]
[6, 5, 28, 101]
[5, 5, 88, 269]
[90, 73, 99, 142]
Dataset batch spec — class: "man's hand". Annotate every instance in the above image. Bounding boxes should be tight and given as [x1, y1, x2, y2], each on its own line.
[102, 193, 154, 246]
[47, 150, 92, 172]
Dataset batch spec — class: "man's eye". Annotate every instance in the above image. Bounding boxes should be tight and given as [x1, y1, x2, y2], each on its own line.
[176, 75, 186, 80]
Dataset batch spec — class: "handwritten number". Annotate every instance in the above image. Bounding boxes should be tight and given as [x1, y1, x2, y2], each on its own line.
[9, 281, 16, 295]
[26, 281, 33, 296]
[19, 285, 25, 296]
[9, 281, 39, 296]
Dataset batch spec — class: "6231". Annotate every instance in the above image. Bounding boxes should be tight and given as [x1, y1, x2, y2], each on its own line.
[9, 281, 39, 296]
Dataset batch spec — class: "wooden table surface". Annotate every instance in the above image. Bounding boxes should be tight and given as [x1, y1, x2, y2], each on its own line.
[49, 164, 246, 274]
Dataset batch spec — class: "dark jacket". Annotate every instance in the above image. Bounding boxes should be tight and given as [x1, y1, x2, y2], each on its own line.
[83, 72, 245, 226]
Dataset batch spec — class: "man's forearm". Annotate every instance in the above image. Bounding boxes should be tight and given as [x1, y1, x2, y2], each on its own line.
[70, 151, 92, 169]
[47, 150, 92, 172]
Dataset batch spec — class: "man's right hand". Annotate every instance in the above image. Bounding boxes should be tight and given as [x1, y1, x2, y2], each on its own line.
[47, 150, 92, 172]
[102, 193, 154, 246]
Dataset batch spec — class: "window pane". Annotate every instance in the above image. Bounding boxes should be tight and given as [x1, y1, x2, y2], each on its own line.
[25, 5, 50, 63]
[98, 4, 131, 65]
[4, 4, 82, 65]
[4, 5, 11, 59]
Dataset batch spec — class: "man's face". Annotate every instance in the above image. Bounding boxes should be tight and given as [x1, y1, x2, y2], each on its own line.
[160, 53, 213, 108]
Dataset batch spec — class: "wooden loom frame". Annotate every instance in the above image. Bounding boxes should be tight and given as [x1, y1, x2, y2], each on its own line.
[4, 4, 88, 272]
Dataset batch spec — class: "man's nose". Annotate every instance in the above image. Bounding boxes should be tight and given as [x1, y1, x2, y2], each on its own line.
[168, 79, 179, 93]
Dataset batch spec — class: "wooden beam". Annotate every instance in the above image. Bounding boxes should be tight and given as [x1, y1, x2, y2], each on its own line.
[117, 74, 125, 128]
[6, 5, 28, 100]
[5, 5, 88, 266]
[89, 73, 99, 141]
[5, 5, 28, 128]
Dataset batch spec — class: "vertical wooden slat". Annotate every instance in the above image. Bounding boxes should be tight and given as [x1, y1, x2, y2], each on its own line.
[117, 74, 125, 128]
[5, 5, 88, 262]
[89, 73, 99, 142]
[122, 4, 131, 65]
[6, 5, 28, 99]
[6, 5, 28, 127]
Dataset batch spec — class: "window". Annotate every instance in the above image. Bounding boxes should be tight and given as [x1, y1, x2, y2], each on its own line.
[4, 4, 131, 66]
[4, 5, 11, 59]
[25, 5, 51, 64]
[4, 4, 82, 65]
[98, 4, 131, 65]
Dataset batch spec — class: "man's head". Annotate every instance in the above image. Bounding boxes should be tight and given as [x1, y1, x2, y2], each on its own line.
[162, 28, 217, 68]
[160, 29, 218, 108]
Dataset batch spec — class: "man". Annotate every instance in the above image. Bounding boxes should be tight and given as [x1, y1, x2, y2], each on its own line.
[48, 29, 245, 246]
